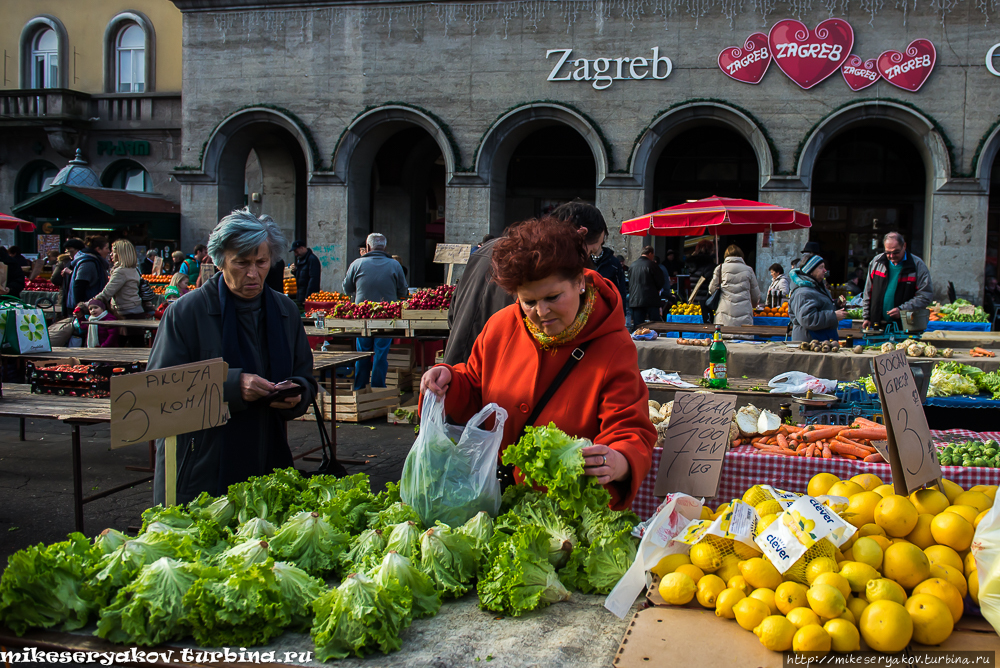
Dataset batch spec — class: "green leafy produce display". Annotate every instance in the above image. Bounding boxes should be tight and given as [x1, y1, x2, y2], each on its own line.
[0, 423, 641, 660]
[937, 440, 1000, 468]
[933, 299, 989, 322]
[846, 308, 863, 320]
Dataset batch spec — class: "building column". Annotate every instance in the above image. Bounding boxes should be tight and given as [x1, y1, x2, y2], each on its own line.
[177, 180, 218, 254]
[443, 184, 490, 283]
[756, 181, 812, 279]
[597, 186, 646, 264]
[306, 177, 348, 292]
[927, 182, 989, 303]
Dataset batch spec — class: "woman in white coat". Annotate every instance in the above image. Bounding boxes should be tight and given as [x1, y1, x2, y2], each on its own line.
[708, 245, 761, 326]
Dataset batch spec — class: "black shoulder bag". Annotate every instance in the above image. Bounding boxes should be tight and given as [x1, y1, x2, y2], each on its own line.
[497, 339, 594, 491]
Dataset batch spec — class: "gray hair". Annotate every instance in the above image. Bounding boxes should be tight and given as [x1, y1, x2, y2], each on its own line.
[208, 207, 286, 267]
[366, 233, 387, 251]
[146, 249, 158, 258]
[883, 231, 906, 246]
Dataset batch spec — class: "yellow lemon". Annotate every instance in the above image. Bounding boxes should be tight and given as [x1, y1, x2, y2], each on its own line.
[675, 564, 705, 582]
[851, 473, 883, 492]
[734, 541, 763, 559]
[828, 480, 865, 498]
[883, 542, 931, 590]
[755, 499, 784, 518]
[750, 588, 780, 615]
[931, 512, 974, 552]
[715, 502, 731, 516]
[807, 583, 847, 619]
[930, 564, 968, 598]
[875, 495, 919, 537]
[860, 600, 913, 653]
[717, 555, 743, 583]
[699, 505, 712, 519]
[911, 489, 951, 515]
[839, 608, 856, 625]
[970, 570, 980, 605]
[650, 553, 691, 576]
[844, 491, 884, 528]
[859, 523, 887, 537]
[658, 572, 696, 605]
[838, 561, 880, 594]
[808, 472, 841, 498]
[852, 536, 884, 570]
[716, 587, 746, 618]
[755, 615, 797, 651]
[743, 485, 770, 504]
[786, 607, 823, 629]
[873, 484, 897, 498]
[932, 478, 965, 504]
[775, 581, 809, 615]
[696, 574, 727, 608]
[976, 509, 990, 529]
[846, 595, 869, 621]
[740, 557, 783, 591]
[865, 578, 908, 606]
[813, 572, 852, 600]
[757, 512, 780, 533]
[971, 485, 998, 500]
[954, 490, 993, 513]
[907, 514, 937, 550]
[824, 618, 862, 653]
[924, 544, 963, 573]
[806, 557, 840, 585]
[965, 551, 978, 577]
[840, 549, 854, 562]
[728, 575, 752, 596]
[906, 593, 954, 646]
[793, 625, 832, 654]
[690, 542, 723, 572]
[944, 505, 979, 524]
[734, 596, 771, 631]
[913, 577, 964, 623]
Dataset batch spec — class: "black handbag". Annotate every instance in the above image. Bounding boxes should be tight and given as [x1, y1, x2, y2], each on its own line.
[704, 265, 723, 314]
[497, 339, 594, 491]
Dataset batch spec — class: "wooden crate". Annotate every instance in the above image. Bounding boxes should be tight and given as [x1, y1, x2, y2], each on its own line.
[335, 386, 399, 422]
[387, 404, 419, 424]
[386, 367, 413, 390]
[401, 308, 449, 321]
[387, 345, 415, 369]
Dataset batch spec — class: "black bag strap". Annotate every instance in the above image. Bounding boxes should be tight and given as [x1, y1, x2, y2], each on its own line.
[498, 339, 594, 490]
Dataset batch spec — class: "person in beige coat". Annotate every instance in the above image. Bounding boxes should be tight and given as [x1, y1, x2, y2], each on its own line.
[94, 239, 144, 318]
[708, 245, 761, 326]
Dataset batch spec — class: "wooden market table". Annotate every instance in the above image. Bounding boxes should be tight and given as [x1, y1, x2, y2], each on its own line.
[648, 321, 867, 340]
[646, 375, 791, 413]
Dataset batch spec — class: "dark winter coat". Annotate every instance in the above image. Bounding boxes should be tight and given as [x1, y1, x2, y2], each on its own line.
[293, 249, 323, 302]
[627, 256, 665, 308]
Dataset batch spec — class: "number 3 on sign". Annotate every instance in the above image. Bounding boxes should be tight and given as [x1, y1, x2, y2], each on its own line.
[114, 389, 150, 444]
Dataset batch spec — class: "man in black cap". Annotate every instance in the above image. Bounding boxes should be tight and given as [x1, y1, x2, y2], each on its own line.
[801, 241, 821, 264]
[291, 240, 322, 304]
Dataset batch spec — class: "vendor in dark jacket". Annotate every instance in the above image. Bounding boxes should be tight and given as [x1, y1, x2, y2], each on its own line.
[862, 231, 933, 332]
[148, 208, 317, 505]
[292, 240, 322, 304]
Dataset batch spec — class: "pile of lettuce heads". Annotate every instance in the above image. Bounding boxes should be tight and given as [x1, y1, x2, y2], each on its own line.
[0, 424, 637, 661]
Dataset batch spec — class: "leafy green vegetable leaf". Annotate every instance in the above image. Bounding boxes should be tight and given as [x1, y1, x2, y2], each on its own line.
[371, 551, 442, 620]
[96, 557, 199, 646]
[269, 511, 349, 577]
[477, 525, 570, 616]
[419, 525, 479, 597]
[310, 572, 412, 661]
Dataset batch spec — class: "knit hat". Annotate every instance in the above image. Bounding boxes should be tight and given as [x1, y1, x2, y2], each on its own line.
[88, 298, 107, 309]
[801, 254, 825, 276]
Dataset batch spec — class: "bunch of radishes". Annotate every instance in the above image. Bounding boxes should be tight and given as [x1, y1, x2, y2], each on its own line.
[406, 284, 456, 310]
[327, 301, 403, 319]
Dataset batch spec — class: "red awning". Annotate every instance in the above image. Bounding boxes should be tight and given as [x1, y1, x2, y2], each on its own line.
[620, 195, 811, 237]
[0, 213, 36, 232]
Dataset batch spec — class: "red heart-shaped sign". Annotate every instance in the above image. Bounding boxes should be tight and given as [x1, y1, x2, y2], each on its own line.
[768, 19, 853, 89]
[718, 33, 772, 85]
[841, 54, 881, 91]
[877, 39, 936, 92]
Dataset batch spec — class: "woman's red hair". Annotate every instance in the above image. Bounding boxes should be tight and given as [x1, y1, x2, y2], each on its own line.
[491, 217, 588, 294]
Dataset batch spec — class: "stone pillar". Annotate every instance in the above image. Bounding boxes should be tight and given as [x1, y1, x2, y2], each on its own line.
[756, 183, 812, 279]
[596, 187, 646, 263]
[927, 183, 989, 303]
[445, 184, 490, 283]
[306, 179, 348, 292]
[179, 182, 219, 252]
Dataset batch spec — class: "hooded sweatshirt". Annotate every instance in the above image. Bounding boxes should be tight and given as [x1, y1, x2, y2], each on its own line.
[428, 269, 655, 510]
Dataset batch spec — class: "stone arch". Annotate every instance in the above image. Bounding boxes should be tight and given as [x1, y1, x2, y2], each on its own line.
[974, 121, 1000, 188]
[103, 11, 157, 93]
[473, 103, 609, 235]
[19, 15, 69, 89]
[797, 100, 951, 190]
[630, 101, 775, 214]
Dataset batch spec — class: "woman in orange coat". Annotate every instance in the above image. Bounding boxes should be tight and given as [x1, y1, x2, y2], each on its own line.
[421, 217, 655, 510]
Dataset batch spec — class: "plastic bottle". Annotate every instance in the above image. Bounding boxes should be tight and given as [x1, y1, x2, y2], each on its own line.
[708, 325, 728, 389]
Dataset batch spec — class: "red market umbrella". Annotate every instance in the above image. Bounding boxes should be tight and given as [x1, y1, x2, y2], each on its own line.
[620, 195, 811, 237]
[0, 213, 36, 232]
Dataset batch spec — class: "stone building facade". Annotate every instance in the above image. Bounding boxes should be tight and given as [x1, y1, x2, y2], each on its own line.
[170, 0, 1000, 300]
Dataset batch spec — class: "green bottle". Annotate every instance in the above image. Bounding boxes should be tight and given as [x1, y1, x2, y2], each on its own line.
[708, 325, 728, 389]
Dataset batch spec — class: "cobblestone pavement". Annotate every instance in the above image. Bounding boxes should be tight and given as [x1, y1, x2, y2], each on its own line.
[0, 416, 417, 565]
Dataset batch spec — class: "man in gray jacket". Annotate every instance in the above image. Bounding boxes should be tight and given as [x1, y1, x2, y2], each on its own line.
[343, 233, 409, 389]
[862, 232, 933, 332]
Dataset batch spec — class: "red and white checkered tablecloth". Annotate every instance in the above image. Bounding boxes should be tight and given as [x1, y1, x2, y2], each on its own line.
[631, 429, 1000, 521]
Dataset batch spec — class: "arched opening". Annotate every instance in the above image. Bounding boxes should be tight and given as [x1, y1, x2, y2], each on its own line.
[810, 127, 926, 284]
[216, 122, 307, 253]
[15, 160, 58, 202]
[987, 150, 1000, 287]
[651, 126, 760, 270]
[102, 159, 152, 192]
[502, 126, 596, 229]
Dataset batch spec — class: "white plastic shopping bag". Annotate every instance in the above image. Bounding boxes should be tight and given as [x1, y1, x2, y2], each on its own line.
[768, 371, 837, 395]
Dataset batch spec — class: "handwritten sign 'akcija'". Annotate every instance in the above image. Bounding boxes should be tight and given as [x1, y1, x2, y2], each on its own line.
[111, 359, 230, 447]
[871, 350, 941, 495]
[877, 39, 936, 92]
[768, 19, 853, 89]
[718, 33, 771, 84]
[653, 391, 737, 498]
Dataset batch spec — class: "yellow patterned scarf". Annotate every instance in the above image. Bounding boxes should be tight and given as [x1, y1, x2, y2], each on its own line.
[523, 284, 597, 353]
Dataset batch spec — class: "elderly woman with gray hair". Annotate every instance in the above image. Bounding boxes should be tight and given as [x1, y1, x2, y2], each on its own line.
[148, 208, 317, 504]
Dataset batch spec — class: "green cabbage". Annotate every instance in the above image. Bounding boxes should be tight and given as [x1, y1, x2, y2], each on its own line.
[268, 511, 349, 577]
[477, 525, 570, 617]
[96, 557, 199, 646]
[340, 529, 388, 575]
[310, 572, 412, 661]
[234, 517, 277, 542]
[928, 368, 979, 397]
[385, 521, 422, 561]
[271, 561, 325, 631]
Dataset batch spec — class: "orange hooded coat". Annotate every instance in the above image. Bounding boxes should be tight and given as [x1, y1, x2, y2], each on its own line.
[432, 269, 655, 510]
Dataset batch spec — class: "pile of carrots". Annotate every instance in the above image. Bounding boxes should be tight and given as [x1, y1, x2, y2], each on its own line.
[970, 347, 996, 358]
[734, 418, 888, 462]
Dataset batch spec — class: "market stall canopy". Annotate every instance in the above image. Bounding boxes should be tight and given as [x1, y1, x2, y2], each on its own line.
[11, 185, 180, 236]
[0, 213, 36, 232]
[620, 195, 811, 237]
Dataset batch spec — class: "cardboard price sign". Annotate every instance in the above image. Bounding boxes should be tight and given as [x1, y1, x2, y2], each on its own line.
[111, 359, 230, 447]
[653, 391, 737, 498]
[151, 256, 163, 275]
[432, 243, 472, 265]
[872, 350, 941, 494]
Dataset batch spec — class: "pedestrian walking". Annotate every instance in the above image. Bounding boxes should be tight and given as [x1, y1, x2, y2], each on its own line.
[707, 245, 761, 326]
[627, 246, 665, 326]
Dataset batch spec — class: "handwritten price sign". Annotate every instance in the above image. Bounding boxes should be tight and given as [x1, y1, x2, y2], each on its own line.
[653, 391, 737, 498]
[110, 359, 230, 447]
[872, 350, 941, 494]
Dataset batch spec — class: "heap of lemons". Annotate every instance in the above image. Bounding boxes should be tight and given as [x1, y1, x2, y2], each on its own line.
[669, 303, 702, 316]
[652, 474, 994, 656]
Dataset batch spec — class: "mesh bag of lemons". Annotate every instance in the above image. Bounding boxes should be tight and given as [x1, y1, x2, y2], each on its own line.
[653, 473, 996, 655]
